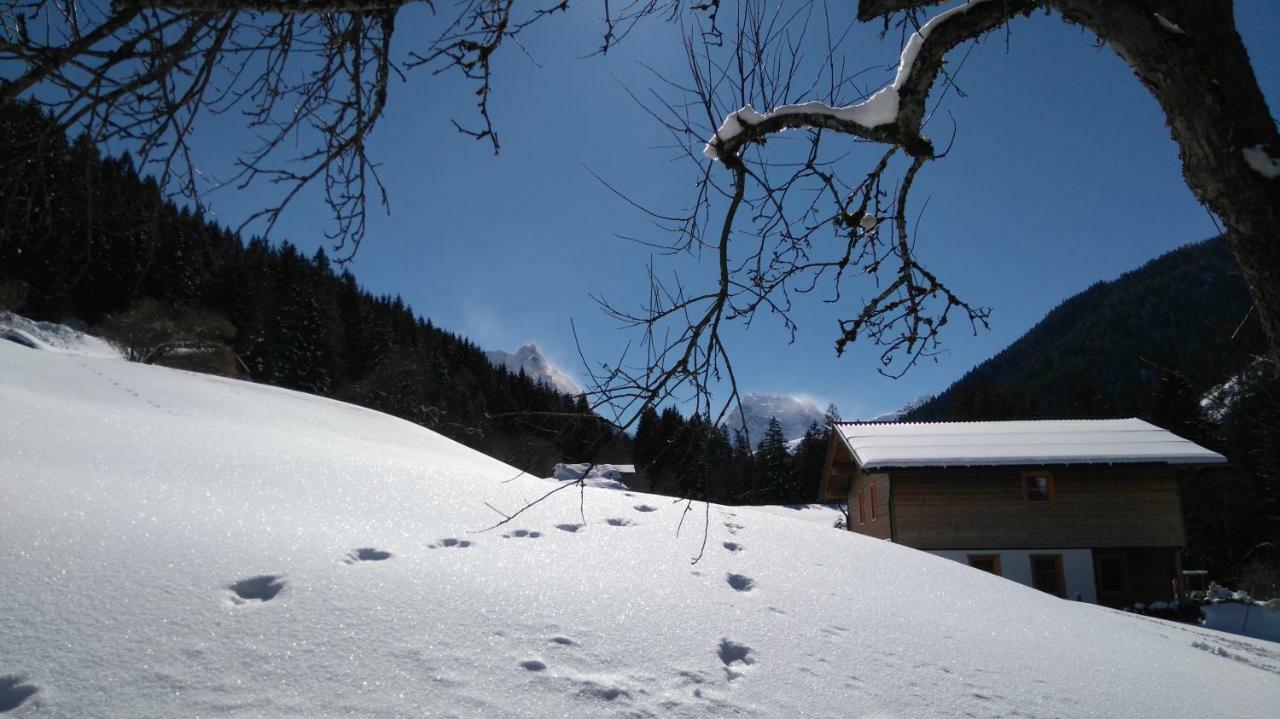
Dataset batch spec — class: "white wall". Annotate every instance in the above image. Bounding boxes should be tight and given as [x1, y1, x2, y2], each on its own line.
[930, 549, 1098, 604]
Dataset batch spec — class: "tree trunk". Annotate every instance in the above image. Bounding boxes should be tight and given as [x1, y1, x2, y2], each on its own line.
[1052, 0, 1280, 360]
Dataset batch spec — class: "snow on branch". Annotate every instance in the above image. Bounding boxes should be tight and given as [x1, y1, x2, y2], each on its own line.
[1243, 146, 1280, 179]
[703, 0, 1032, 162]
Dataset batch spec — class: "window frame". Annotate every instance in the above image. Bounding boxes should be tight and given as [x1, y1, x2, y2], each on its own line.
[967, 554, 1002, 576]
[857, 489, 866, 524]
[1096, 553, 1130, 593]
[1021, 471, 1056, 503]
[1029, 553, 1066, 598]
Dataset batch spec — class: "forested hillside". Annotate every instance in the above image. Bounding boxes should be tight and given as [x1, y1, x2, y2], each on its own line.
[907, 237, 1263, 421]
[0, 102, 624, 473]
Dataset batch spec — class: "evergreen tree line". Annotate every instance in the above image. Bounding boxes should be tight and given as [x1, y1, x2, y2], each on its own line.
[0, 101, 626, 474]
[631, 405, 841, 507]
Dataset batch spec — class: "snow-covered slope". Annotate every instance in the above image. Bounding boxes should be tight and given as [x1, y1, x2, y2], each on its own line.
[0, 311, 121, 359]
[485, 343, 583, 395]
[726, 393, 826, 445]
[2, 341, 1278, 717]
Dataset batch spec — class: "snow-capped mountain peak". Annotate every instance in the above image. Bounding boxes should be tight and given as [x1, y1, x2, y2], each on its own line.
[864, 395, 933, 423]
[727, 393, 827, 446]
[485, 343, 583, 396]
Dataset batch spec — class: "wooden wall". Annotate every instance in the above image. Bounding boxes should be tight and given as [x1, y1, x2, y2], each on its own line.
[889, 465, 1185, 550]
[846, 470, 893, 541]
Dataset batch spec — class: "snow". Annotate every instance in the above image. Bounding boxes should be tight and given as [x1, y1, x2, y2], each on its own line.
[1243, 145, 1280, 179]
[834, 418, 1226, 469]
[2, 337, 1279, 717]
[741, 503, 848, 529]
[486, 343, 583, 395]
[551, 463, 634, 490]
[865, 394, 933, 423]
[703, 0, 991, 160]
[726, 392, 826, 446]
[1154, 13, 1186, 35]
[0, 311, 121, 359]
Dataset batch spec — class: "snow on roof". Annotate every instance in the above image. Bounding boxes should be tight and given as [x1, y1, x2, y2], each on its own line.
[834, 418, 1225, 470]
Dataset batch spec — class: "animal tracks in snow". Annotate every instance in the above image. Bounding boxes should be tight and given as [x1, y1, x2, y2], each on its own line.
[344, 547, 393, 564]
[726, 573, 756, 592]
[555, 523, 584, 533]
[0, 675, 39, 713]
[717, 639, 756, 680]
[722, 541, 743, 553]
[227, 574, 287, 604]
[604, 518, 635, 527]
[502, 529, 542, 540]
[429, 538, 474, 549]
[632, 504, 658, 513]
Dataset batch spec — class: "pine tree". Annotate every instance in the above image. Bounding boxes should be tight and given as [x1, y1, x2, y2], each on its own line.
[756, 417, 792, 504]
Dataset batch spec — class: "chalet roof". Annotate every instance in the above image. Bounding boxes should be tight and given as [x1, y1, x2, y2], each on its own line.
[833, 418, 1226, 470]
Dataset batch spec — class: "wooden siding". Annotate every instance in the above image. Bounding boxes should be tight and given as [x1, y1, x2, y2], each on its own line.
[890, 465, 1185, 550]
[847, 470, 892, 541]
[819, 435, 857, 501]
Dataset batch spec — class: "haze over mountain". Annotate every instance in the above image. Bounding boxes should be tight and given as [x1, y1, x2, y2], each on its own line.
[726, 393, 827, 445]
[485, 344, 583, 396]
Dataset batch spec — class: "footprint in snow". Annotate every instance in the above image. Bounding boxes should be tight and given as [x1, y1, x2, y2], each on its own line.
[549, 636, 576, 646]
[429, 538, 474, 549]
[519, 659, 547, 671]
[722, 541, 743, 553]
[555, 523, 584, 533]
[344, 547, 392, 564]
[726, 573, 756, 592]
[227, 574, 287, 604]
[605, 518, 635, 527]
[724, 522, 744, 535]
[0, 675, 39, 712]
[502, 529, 542, 539]
[633, 504, 657, 513]
[717, 639, 756, 680]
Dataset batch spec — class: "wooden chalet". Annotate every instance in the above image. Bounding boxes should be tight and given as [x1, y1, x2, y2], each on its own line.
[818, 419, 1225, 607]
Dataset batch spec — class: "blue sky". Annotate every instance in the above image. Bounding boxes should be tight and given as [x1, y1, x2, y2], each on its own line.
[198, 1, 1279, 420]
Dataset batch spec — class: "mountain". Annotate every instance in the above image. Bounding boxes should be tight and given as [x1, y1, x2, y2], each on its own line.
[486, 344, 583, 396]
[865, 395, 933, 423]
[907, 237, 1262, 421]
[726, 393, 826, 444]
[3, 335, 1276, 716]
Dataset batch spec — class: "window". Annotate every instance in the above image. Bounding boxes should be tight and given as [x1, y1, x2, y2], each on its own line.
[1030, 554, 1066, 597]
[857, 489, 866, 524]
[869, 483, 878, 521]
[1022, 471, 1054, 502]
[967, 554, 1002, 576]
[1097, 554, 1129, 592]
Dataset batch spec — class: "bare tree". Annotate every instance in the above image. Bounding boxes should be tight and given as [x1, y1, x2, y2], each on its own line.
[3, 0, 1278, 437]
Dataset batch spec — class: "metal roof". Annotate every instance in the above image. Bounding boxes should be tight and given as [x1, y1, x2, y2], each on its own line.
[834, 418, 1226, 470]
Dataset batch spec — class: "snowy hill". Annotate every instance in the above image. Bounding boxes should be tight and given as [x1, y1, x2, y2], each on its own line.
[0, 311, 121, 359]
[485, 343, 583, 396]
[726, 393, 826, 445]
[2, 340, 1279, 717]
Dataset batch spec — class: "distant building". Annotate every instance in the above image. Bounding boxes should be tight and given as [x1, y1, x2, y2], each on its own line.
[818, 419, 1225, 607]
